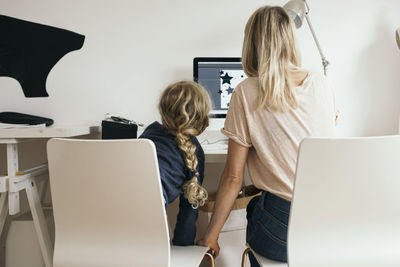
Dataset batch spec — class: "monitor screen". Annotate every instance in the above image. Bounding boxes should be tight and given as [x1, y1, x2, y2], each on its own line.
[193, 57, 247, 118]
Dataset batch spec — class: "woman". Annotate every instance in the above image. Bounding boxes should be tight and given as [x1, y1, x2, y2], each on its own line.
[199, 6, 336, 266]
[139, 81, 211, 245]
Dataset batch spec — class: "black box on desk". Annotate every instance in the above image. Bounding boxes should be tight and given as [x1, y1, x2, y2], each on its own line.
[101, 120, 138, 139]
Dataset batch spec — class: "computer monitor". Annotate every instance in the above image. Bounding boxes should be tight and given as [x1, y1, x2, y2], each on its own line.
[193, 57, 247, 118]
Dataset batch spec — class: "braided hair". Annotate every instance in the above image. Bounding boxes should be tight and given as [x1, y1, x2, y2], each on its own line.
[159, 81, 211, 209]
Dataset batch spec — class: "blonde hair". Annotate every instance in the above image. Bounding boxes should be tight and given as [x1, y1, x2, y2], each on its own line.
[242, 6, 302, 112]
[159, 81, 211, 209]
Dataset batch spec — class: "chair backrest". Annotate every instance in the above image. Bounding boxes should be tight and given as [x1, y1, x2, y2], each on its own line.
[47, 138, 170, 267]
[288, 136, 400, 267]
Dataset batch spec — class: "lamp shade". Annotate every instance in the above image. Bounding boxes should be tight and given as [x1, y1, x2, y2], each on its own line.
[396, 28, 400, 49]
[283, 0, 306, 28]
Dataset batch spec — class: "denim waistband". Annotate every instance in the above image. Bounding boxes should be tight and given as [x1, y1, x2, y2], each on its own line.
[261, 191, 291, 212]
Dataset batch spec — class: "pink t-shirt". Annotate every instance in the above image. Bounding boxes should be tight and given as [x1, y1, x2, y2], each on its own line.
[222, 72, 336, 201]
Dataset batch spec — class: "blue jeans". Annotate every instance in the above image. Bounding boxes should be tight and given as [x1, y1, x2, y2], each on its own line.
[246, 191, 291, 266]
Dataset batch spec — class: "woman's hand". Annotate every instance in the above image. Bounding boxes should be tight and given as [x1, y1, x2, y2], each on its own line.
[197, 236, 220, 258]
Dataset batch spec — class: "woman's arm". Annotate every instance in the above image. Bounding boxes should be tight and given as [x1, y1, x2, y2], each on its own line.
[198, 139, 249, 257]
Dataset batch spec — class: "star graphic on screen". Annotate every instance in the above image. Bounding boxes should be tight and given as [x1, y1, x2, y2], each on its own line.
[218, 89, 222, 94]
[227, 87, 234, 95]
[219, 70, 224, 75]
[220, 73, 233, 85]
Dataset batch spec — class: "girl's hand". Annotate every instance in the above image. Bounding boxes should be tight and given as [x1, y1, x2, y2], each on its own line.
[197, 237, 220, 258]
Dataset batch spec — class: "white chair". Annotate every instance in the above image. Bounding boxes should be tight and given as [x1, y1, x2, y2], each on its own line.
[47, 138, 214, 267]
[288, 136, 400, 267]
[242, 135, 400, 267]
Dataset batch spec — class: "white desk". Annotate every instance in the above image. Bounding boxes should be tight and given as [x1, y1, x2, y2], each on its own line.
[0, 125, 99, 267]
[199, 122, 228, 163]
[203, 144, 228, 163]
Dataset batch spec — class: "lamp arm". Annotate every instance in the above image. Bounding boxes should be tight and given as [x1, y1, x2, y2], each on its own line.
[303, 0, 330, 75]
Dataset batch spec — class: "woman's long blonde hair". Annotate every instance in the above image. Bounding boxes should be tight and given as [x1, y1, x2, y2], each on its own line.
[159, 81, 211, 209]
[242, 6, 302, 112]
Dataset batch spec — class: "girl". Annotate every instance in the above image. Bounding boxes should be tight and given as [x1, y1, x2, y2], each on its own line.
[140, 81, 211, 246]
[199, 6, 336, 266]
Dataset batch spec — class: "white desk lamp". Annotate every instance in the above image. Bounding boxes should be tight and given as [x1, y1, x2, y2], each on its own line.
[284, 0, 330, 75]
[396, 28, 400, 49]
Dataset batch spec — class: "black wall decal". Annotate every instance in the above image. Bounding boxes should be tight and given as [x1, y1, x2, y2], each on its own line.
[0, 15, 85, 97]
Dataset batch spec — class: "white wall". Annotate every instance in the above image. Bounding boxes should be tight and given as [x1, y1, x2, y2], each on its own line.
[1, 0, 399, 137]
[1, 1, 399, 266]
